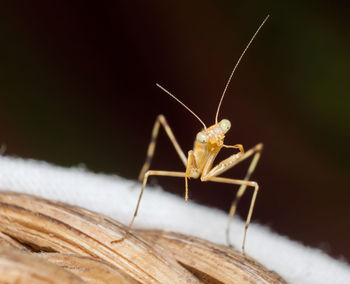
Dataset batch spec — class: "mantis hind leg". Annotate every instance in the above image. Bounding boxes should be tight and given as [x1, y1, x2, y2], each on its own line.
[112, 170, 186, 244]
[115, 150, 198, 243]
[201, 143, 263, 253]
[204, 176, 259, 254]
[138, 115, 187, 182]
[225, 144, 262, 247]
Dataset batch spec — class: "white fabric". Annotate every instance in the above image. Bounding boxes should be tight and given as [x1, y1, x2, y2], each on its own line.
[0, 155, 349, 284]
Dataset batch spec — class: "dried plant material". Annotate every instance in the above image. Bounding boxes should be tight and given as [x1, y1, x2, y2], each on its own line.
[0, 192, 199, 283]
[0, 246, 84, 283]
[140, 230, 287, 284]
[37, 253, 138, 284]
[0, 191, 287, 283]
[0, 231, 28, 251]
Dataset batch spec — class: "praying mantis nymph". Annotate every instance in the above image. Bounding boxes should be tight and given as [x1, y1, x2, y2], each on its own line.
[114, 15, 269, 254]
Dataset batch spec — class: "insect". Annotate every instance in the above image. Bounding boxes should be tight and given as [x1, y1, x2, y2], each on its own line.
[115, 15, 269, 254]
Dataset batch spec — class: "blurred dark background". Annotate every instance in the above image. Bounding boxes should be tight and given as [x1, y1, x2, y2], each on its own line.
[0, 1, 349, 261]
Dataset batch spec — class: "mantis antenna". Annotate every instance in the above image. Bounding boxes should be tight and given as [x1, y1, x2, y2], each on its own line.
[156, 83, 207, 129]
[215, 15, 270, 123]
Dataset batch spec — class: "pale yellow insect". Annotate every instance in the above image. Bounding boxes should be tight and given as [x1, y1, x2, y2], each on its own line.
[116, 15, 269, 254]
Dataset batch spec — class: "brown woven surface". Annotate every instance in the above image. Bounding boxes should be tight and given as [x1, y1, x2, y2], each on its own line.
[0, 191, 286, 283]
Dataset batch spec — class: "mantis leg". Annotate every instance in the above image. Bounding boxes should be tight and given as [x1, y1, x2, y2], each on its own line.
[205, 176, 259, 254]
[112, 170, 186, 243]
[202, 143, 263, 251]
[138, 115, 187, 182]
[185, 150, 200, 202]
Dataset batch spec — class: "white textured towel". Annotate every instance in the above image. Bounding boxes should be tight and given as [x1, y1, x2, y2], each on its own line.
[0, 155, 349, 284]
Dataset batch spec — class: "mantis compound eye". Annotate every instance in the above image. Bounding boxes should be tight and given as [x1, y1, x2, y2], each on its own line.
[196, 132, 208, 143]
[219, 119, 231, 132]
